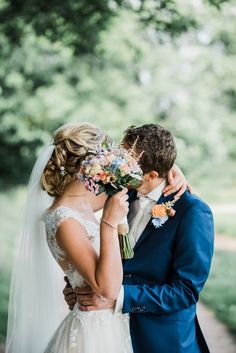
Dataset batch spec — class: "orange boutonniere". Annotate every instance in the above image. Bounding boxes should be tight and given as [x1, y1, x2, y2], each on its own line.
[151, 200, 177, 228]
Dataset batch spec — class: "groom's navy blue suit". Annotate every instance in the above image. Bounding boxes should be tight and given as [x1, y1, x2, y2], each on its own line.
[122, 190, 214, 353]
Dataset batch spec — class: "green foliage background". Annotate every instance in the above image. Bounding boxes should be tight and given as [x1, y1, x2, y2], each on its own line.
[0, 0, 235, 187]
[0, 0, 236, 345]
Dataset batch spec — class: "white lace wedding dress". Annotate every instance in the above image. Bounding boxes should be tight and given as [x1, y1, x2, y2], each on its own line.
[42, 206, 133, 353]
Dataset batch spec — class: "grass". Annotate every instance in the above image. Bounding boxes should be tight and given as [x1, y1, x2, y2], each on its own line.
[201, 250, 236, 338]
[0, 187, 26, 342]
[194, 174, 236, 204]
[195, 178, 236, 238]
[214, 214, 236, 237]
[0, 270, 11, 342]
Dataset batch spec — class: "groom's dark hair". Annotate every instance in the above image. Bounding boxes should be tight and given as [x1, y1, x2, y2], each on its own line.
[123, 124, 177, 177]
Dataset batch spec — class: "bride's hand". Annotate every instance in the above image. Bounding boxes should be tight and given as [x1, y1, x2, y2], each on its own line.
[102, 188, 129, 226]
[163, 164, 193, 200]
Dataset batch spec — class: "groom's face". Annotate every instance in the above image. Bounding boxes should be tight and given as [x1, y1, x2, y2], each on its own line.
[136, 170, 163, 195]
[122, 123, 177, 195]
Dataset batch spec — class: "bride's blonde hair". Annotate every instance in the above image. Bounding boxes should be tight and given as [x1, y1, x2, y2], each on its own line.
[41, 122, 104, 197]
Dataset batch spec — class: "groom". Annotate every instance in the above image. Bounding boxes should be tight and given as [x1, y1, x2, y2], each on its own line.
[64, 124, 214, 353]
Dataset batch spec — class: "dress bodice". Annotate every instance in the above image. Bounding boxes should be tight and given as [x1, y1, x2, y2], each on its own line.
[43, 207, 133, 353]
[43, 206, 100, 288]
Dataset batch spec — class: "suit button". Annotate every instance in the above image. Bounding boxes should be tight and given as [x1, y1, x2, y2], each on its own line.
[132, 306, 143, 312]
[124, 273, 132, 278]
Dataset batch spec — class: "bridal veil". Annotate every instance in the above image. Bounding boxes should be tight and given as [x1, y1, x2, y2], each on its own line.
[6, 145, 66, 353]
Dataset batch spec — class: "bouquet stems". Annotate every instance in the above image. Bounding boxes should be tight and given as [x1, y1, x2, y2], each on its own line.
[118, 233, 134, 259]
[118, 219, 134, 259]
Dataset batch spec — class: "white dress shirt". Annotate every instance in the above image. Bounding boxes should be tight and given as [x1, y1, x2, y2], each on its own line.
[114, 180, 167, 313]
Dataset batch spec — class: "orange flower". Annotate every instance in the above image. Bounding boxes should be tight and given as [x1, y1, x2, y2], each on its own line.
[152, 204, 167, 218]
[99, 171, 108, 181]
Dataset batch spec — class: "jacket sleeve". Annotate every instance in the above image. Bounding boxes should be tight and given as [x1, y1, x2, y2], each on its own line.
[122, 202, 214, 314]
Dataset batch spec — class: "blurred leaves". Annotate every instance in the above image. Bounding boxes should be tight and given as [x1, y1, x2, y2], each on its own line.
[0, 0, 236, 187]
[0, 0, 119, 54]
[0, 32, 75, 185]
[0, 0, 227, 53]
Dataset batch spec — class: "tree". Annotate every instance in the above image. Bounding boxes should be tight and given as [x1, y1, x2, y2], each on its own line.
[0, 0, 224, 54]
[0, 0, 235, 187]
[0, 1, 186, 55]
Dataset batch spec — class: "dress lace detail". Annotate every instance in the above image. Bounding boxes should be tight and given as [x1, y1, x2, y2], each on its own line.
[43, 206, 100, 288]
[43, 206, 133, 353]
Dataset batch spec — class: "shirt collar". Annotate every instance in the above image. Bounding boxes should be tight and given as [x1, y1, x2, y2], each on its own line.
[138, 179, 167, 202]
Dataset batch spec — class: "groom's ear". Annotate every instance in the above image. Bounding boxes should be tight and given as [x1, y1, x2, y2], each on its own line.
[146, 171, 159, 181]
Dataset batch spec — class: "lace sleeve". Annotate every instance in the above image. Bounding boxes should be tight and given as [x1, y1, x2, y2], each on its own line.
[54, 207, 80, 232]
[44, 206, 82, 261]
[44, 206, 100, 262]
[45, 206, 85, 238]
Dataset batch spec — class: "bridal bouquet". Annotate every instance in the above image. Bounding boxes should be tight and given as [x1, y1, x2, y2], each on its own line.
[79, 143, 143, 259]
[79, 144, 143, 196]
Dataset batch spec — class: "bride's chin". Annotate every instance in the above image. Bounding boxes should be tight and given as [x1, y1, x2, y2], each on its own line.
[94, 193, 107, 209]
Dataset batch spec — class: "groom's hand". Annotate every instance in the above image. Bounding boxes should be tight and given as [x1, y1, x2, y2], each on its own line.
[63, 277, 77, 310]
[63, 277, 116, 311]
[75, 287, 116, 311]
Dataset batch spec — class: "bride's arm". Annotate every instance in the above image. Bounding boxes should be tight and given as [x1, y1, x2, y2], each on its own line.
[56, 189, 128, 301]
[164, 164, 192, 199]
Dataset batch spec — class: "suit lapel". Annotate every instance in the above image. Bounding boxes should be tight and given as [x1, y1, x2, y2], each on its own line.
[133, 220, 153, 251]
[133, 193, 174, 251]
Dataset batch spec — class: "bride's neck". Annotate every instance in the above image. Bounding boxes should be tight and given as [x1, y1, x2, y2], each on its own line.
[64, 179, 88, 198]
[55, 180, 98, 212]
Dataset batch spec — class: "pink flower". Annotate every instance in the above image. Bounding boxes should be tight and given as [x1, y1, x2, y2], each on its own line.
[119, 163, 130, 176]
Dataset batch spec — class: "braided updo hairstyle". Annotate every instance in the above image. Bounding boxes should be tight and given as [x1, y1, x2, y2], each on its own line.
[41, 122, 104, 197]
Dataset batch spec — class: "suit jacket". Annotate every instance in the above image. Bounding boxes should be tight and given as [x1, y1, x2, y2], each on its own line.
[122, 190, 214, 353]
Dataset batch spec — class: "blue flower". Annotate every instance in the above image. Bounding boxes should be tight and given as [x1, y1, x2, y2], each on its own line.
[152, 216, 168, 228]
[110, 158, 123, 173]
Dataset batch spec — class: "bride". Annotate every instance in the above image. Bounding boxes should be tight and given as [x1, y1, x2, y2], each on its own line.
[6, 121, 187, 353]
[6, 122, 133, 353]
[41, 123, 132, 352]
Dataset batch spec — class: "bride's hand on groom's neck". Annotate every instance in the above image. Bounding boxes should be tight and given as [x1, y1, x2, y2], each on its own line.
[163, 164, 193, 200]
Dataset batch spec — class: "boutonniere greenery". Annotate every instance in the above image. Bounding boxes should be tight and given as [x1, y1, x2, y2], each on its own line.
[151, 200, 177, 228]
